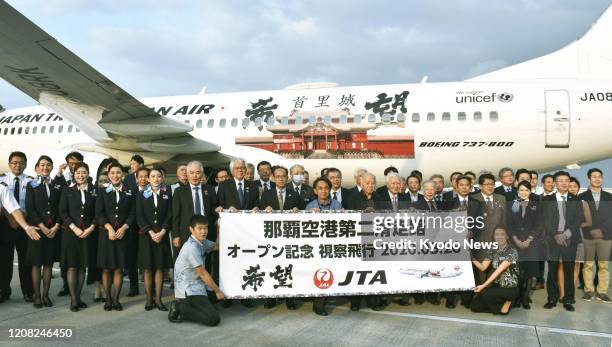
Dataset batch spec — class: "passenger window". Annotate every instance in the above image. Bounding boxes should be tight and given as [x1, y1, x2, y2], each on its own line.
[196, 119, 203, 128]
[427, 112, 435, 121]
[68, 125, 73, 133]
[207, 119, 214, 128]
[396, 113, 406, 122]
[368, 114, 376, 123]
[11, 128, 15, 135]
[295, 116, 302, 125]
[32, 127, 37, 134]
[76, 128, 81, 133]
[354, 114, 362, 123]
[18, 127, 22, 134]
[58, 125, 63, 133]
[41, 126, 46, 134]
[308, 116, 316, 125]
[220, 119, 226, 128]
[281, 117, 288, 126]
[458, 112, 466, 121]
[242, 118, 249, 129]
[412, 113, 420, 122]
[324, 115, 331, 124]
[382, 113, 390, 122]
[266, 116, 274, 126]
[340, 115, 347, 124]
[24, 127, 29, 134]
[489, 111, 499, 122]
[2, 128, 6, 135]
[442, 112, 450, 121]
[49, 126, 54, 133]
[231, 118, 238, 127]
[474, 111, 482, 121]
[255, 117, 263, 127]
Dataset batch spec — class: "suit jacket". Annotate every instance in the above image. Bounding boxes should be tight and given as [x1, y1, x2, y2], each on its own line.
[95, 185, 135, 229]
[136, 187, 172, 234]
[59, 183, 97, 229]
[471, 192, 507, 244]
[255, 180, 275, 192]
[217, 179, 259, 210]
[26, 177, 64, 227]
[346, 191, 376, 211]
[540, 193, 583, 245]
[330, 187, 353, 209]
[448, 195, 484, 237]
[259, 187, 301, 210]
[172, 183, 217, 242]
[442, 190, 457, 202]
[123, 173, 138, 193]
[412, 198, 440, 211]
[286, 183, 314, 210]
[495, 185, 518, 202]
[506, 200, 542, 241]
[579, 189, 612, 240]
[373, 189, 411, 210]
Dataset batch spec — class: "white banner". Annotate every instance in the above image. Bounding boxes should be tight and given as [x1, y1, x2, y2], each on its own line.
[219, 211, 475, 299]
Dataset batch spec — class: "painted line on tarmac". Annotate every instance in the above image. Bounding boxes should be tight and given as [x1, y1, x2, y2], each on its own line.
[337, 306, 612, 339]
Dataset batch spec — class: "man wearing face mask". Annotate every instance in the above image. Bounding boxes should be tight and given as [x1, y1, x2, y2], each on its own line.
[286, 164, 314, 210]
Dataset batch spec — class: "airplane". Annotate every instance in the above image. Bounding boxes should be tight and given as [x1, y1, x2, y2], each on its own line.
[400, 263, 464, 279]
[1, 1, 611, 186]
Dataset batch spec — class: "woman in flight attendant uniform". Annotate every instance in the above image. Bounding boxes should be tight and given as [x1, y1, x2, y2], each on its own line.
[136, 166, 173, 311]
[96, 162, 135, 311]
[25, 155, 63, 308]
[59, 162, 96, 312]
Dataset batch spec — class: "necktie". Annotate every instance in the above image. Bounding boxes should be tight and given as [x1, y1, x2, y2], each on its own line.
[296, 185, 301, 196]
[561, 195, 567, 218]
[428, 200, 435, 211]
[435, 194, 441, 203]
[558, 195, 567, 232]
[332, 192, 338, 200]
[391, 195, 398, 211]
[114, 187, 121, 203]
[486, 197, 493, 209]
[278, 190, 285, 210]
[41, 176, 50, 198]
[461, 199, 467, 208]
[193, 186, 202, 214]
[265, 182, 269, 191]
[80, 188, 86, 205]
[13, 177, 19, 202]
[153, 190, 158, 208]
[238, 182, 245, 207]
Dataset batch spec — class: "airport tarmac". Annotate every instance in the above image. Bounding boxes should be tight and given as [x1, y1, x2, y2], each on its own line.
[0, 263, 610, 347]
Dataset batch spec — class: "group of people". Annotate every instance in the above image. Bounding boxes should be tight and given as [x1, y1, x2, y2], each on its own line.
[0, 151, 610, 327]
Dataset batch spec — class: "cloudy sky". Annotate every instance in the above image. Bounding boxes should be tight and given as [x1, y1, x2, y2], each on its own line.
[1, 0, 611, 184]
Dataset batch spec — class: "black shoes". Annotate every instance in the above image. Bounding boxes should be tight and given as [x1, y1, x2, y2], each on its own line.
[145, 303, 155, 311]
[241, 299, 254, 308]
[157, 302, 168, 311]
[544, 301, 556, 309]
[264, 299, 277, 309]
[77, 301, 87, 309]
[313, 306, 328, 316]
[563, 303, 575, 312]
[112, 302, 123, 311]
[168, 301, 182, 323]
[104, 302, 112, 311]
[70, 304, 79, 312]
[23, 294, 34, 303]
[43, 297, 54, 307]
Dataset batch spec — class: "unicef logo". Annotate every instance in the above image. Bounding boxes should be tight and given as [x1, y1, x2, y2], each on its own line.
[313, 268, 334, 289]
[498, 93, 514, 102]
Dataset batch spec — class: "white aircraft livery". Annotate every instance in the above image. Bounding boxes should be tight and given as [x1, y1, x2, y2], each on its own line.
[0, 2, 611, 183]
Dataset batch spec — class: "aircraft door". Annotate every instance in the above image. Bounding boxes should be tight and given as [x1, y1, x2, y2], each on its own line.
[545, 90, 571, 148]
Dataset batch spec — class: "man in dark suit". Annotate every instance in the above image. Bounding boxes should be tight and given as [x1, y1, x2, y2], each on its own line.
[326, 167, 352, 209]
[444, 175, 484, 308]
[214, 158, 258, 308]
[374, 173, 411, 211]
[349, 167, 368, 196]
[405, 174, 424, 206]
[494, 167, 517, 201]
[442, 171, 461, 201]
[287, 164, 314, 209]
[375, 166, 399, 195]
[259, 166, 300, 310]
[123, 154, 144, 193]
[578, 168, 612, 303]
[172, 161, 218, 248]
[471, 173, 506, 281]
[254, 161, 275, 197]
[540, 171, 582, 311]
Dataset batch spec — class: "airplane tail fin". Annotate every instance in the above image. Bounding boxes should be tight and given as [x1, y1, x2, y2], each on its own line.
[469, 5, 612, 81]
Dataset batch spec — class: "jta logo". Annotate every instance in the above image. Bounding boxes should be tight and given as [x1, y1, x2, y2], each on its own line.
[313, 268, 334, 289]
[338, 270, 387, 286]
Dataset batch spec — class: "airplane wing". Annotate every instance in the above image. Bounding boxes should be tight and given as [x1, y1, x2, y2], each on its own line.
[0, 1, 219, 154]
